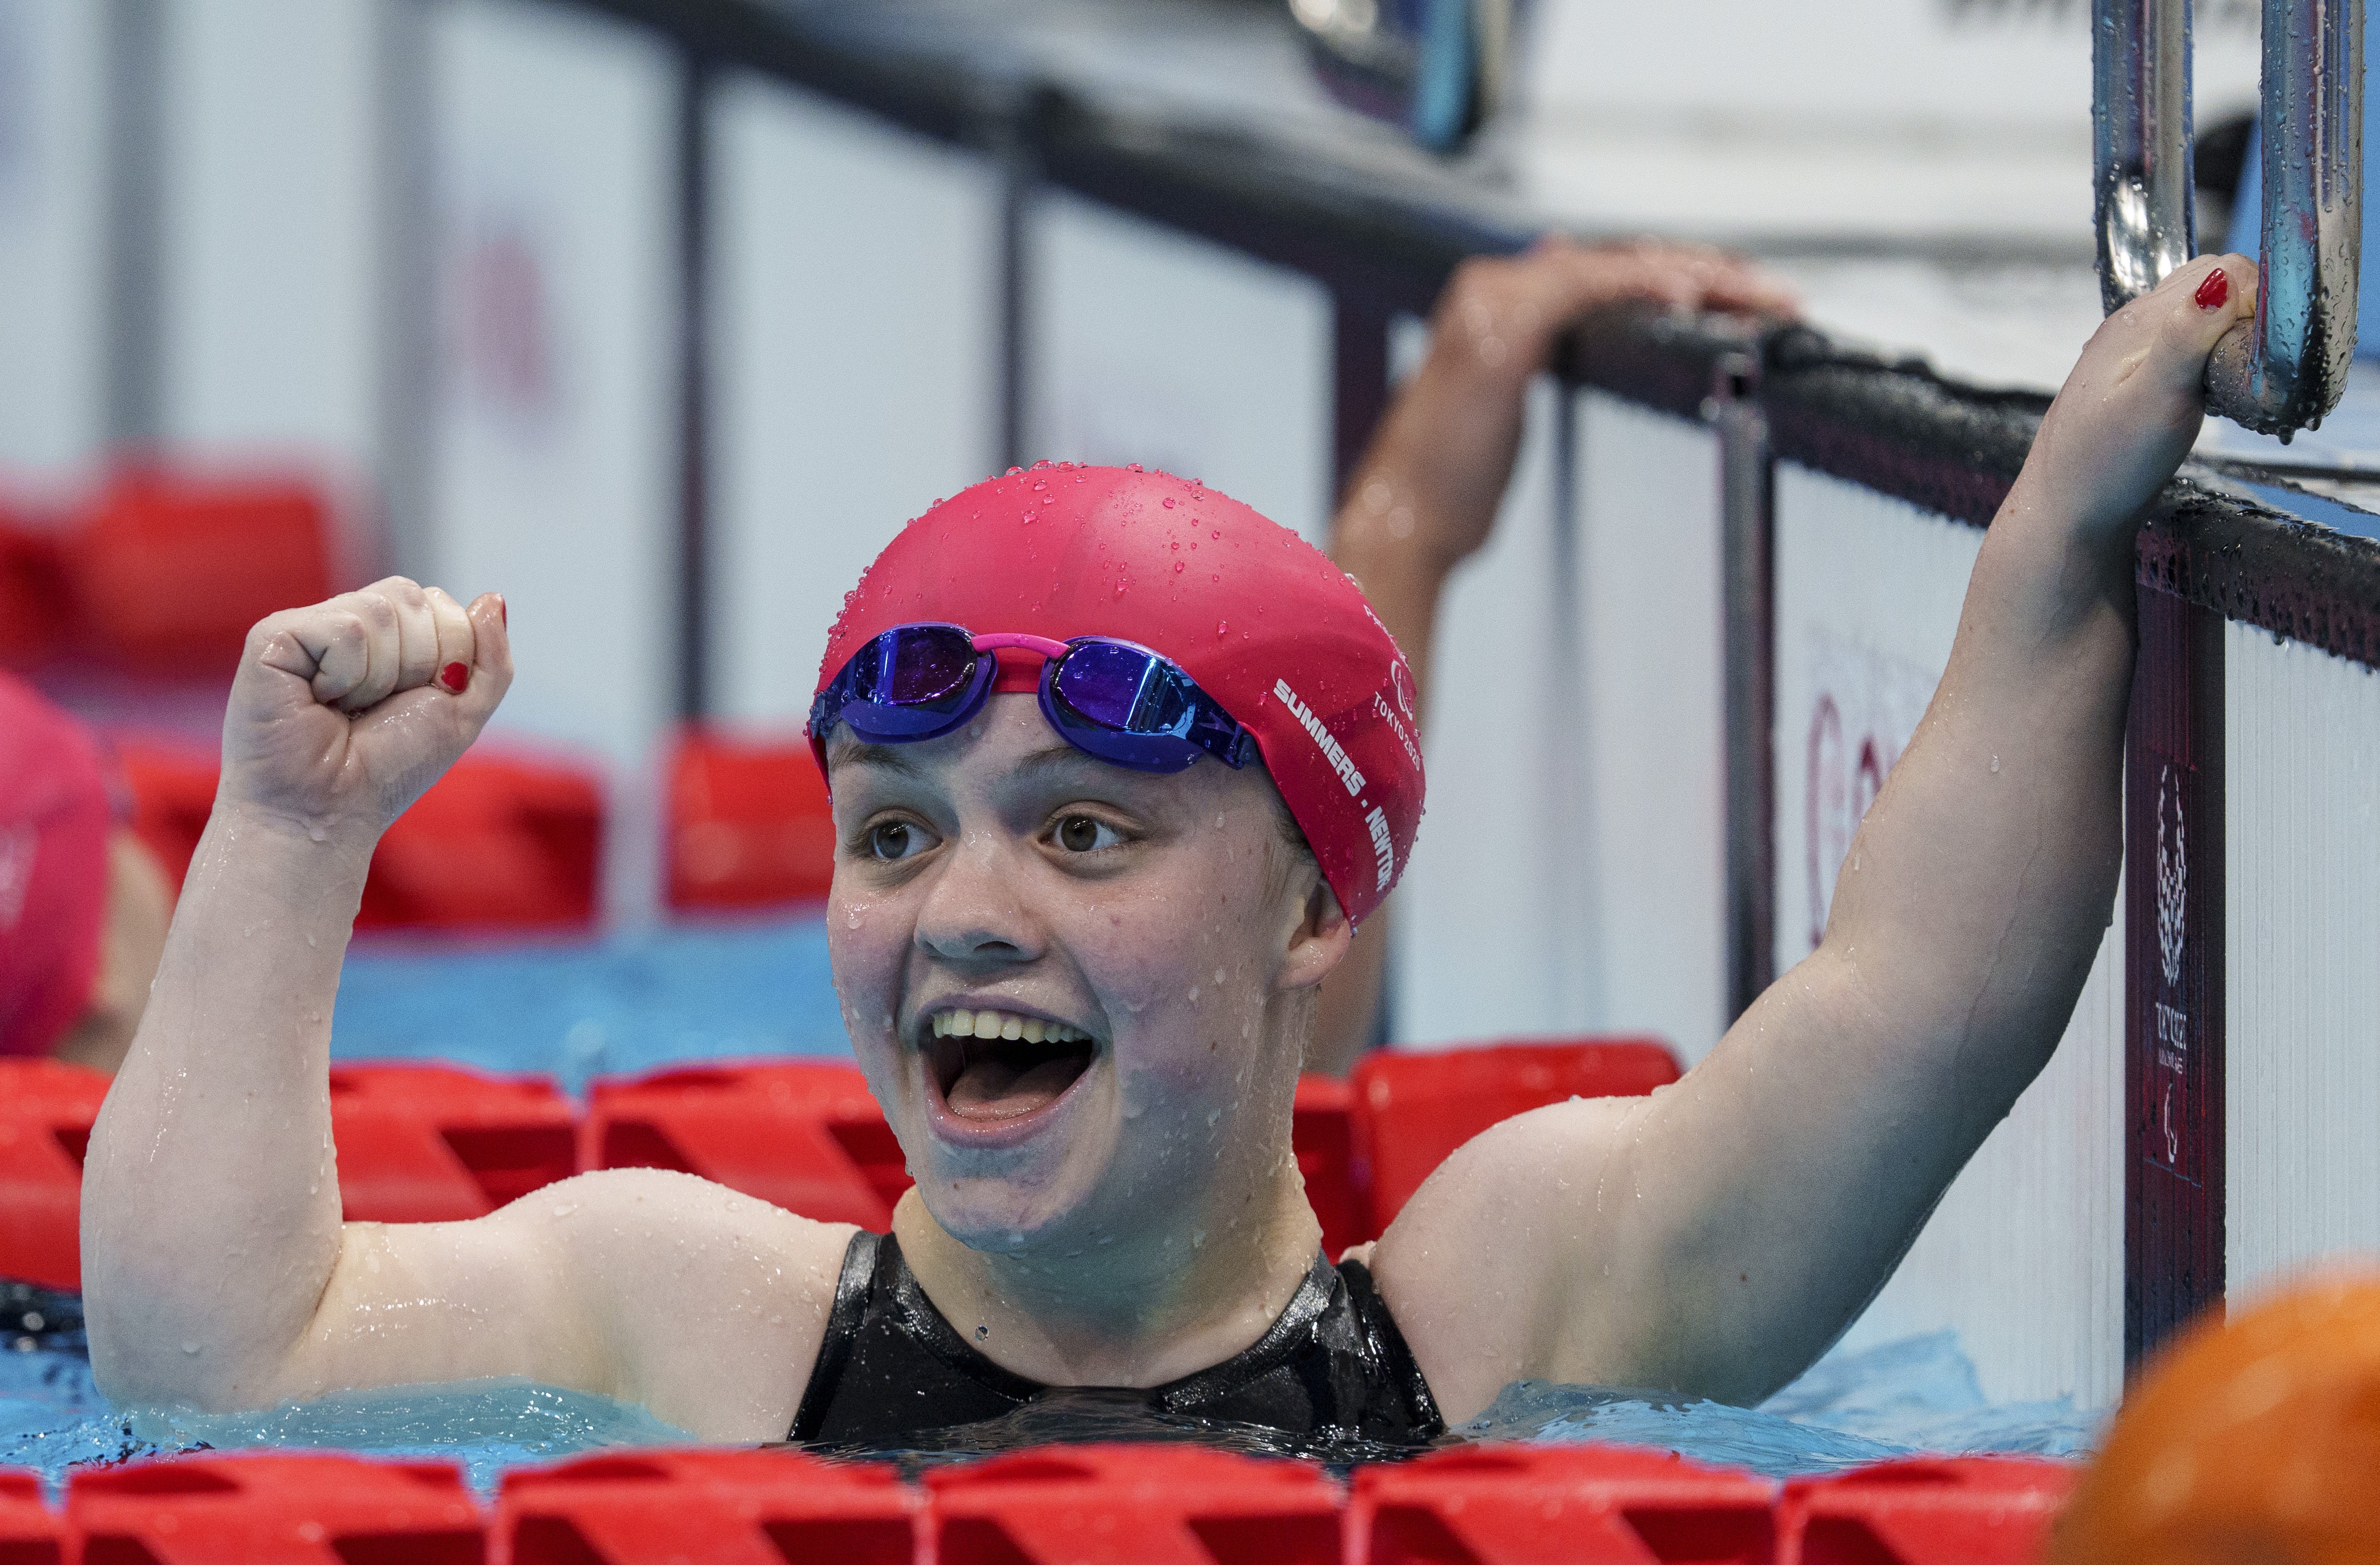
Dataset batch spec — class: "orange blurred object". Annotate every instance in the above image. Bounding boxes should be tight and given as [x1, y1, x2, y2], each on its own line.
[2049, 1271, 2380, 1565]
[70, 468, 335, 677]
[665, 727, 835, 911]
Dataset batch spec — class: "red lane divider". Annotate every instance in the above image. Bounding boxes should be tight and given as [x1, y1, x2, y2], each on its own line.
[357, 755, 603, 933]
[501, 1449, 918, 1564]
[9, 1450, 2082, 1561]
[112, 736, 219, 896]
[1292, 1075, 1362, 1259]
[71, 469, 336, 679]
[330, 1065, 578, 1224]
[0, 1469, 64, 1565]
[1776, 1457, 2076, 1565]
[927, 1445, 1343, 1565]
[666, 728, 835, 912]
[108, 741, 604, 931]
[583, 1062, 908, 1229]
[0, 516, 69, 672]
[0, 1062, 108, 1292]
[1350, 1038, 1681, 1235]
[67, 1453, 482, 1564]
[1349, 1444, 1778, 1564]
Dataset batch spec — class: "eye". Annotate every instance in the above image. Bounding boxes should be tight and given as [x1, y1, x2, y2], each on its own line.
[866, 819, 935, 861]
[1053, 814, 1123, 853]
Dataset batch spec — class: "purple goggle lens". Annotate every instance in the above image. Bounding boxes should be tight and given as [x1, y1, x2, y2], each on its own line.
[811, 623, 1255, 775]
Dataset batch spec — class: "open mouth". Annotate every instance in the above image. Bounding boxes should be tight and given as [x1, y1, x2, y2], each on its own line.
[924, 1008, 1098, 1125]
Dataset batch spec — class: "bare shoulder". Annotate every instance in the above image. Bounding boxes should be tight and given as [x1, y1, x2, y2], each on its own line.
[1365, 1091, 1667, 1422]
[488, 1168, 858, 1440]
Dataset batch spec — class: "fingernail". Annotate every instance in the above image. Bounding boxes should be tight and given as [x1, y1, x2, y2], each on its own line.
[2195, 269, 2230, 310]
[439, 661, 469, 694]
[497, 594, 507, 628]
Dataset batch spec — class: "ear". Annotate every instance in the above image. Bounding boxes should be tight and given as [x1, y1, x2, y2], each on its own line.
[1276, 877, 1353, 993]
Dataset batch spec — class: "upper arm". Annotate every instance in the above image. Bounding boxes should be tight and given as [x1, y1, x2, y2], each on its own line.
[272, 1169, 854, 1441]
[1375, 945, 2027, 1419]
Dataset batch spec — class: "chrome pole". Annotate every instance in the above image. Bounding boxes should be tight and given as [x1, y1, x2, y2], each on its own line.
[2094, 0, 2198, 316]
[2093, 0, 2364, 437]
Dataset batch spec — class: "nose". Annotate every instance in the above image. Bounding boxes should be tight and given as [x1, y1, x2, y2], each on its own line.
[912, 827, 1045, 968]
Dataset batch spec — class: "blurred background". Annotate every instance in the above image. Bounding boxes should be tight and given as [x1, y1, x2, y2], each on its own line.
[0, 0, 2300, 1410]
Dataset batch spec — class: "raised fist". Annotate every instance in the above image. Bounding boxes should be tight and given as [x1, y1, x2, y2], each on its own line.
[219, 578, 512, 844]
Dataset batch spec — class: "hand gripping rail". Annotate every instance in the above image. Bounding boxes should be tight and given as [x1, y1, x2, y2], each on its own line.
[2095, 0, 2364, 436]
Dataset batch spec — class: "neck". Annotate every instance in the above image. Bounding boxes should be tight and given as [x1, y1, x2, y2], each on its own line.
[892, 1149, 1322, 1390]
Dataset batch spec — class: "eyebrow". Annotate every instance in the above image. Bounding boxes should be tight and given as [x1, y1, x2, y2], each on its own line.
[827, 741, 927, 779]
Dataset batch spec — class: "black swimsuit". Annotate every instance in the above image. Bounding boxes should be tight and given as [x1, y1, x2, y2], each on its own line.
[788, 1230, 1444, 1448]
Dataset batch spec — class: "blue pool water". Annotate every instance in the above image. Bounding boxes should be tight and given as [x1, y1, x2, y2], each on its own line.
[0, 1323, 2093, 1493]
[330, 915, 852, 1089]
[6, 914, 2098, 1488]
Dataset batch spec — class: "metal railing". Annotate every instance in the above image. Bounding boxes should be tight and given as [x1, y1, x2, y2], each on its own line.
[2095, 0, 2365, 436]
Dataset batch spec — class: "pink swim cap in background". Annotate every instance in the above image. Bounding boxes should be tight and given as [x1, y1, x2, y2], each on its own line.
[812, 464, 1425, 926]
[0, 674, 111, 1058]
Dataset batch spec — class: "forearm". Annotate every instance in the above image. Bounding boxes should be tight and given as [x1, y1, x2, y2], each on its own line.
[82, 799, 373, 1406]
[1823, 481, 2135, 1108]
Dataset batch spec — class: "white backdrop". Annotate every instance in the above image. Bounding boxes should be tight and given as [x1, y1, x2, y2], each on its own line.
[427, 0, 679, 921]
[706, 74, 1002, 729]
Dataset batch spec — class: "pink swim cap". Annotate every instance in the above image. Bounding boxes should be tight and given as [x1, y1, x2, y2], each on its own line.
[813, 465, 1425, 925]
[0, 675, 111, 1058]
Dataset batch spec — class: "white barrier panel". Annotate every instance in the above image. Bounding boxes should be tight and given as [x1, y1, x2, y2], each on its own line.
[707, 73, 1001, 726]
[2227, 624, 2380, 1295]
[1774, 462, 2123, 1408]
[0, 0, 107, 477]
[1389, 375, 1577, 1046]
[1022, 190, 1332, 547]
[428, 0, 678, 921]
[1392, 389, 1724, 1060]
[158, 0, 381, 503]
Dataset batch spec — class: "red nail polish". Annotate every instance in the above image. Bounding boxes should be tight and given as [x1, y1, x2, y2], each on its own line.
[439, 661, 469, 694]
[2195, 269, 2230, 310]
[497, 595, 507, 628]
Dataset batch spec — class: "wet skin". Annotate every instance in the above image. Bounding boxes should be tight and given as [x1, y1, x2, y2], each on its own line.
[77, 255, 2255, 1442]
[828, 702, 1340, 1386]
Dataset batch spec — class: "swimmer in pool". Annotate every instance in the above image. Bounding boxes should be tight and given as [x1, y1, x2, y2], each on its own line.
[0, 673, 174, 1072]
[82, 247, 2254, 1448]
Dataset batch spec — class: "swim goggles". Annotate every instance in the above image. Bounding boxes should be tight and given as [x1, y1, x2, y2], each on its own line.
[810, 622, 1257, 775]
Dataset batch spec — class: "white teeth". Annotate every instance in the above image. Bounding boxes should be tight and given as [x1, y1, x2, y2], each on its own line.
[928, 1009, 1090, 1044]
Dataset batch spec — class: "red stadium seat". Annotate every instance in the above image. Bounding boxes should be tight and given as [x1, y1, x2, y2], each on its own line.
[1292, 1074, 1363, 1259]
[927, 1444, 1343, 1565]
[0, 1468, 63, 1565]
[1348, 1443, 1774, 1564]
[110, 740, 603, 930]
[582, 1062, 908, 1228]
[67, 1453, 482, 1564]
[0, 1061, 107, 1290]
[1776, 1457, 2076, 1565]
[68, 469, 335, 679]
[359, 753, 603, 932]
[665, 727, 835, 911]
[330, 1064, 577, 1223]
[501, 1449, 917, 1565]
[1350, 1038, 1681, 1235]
